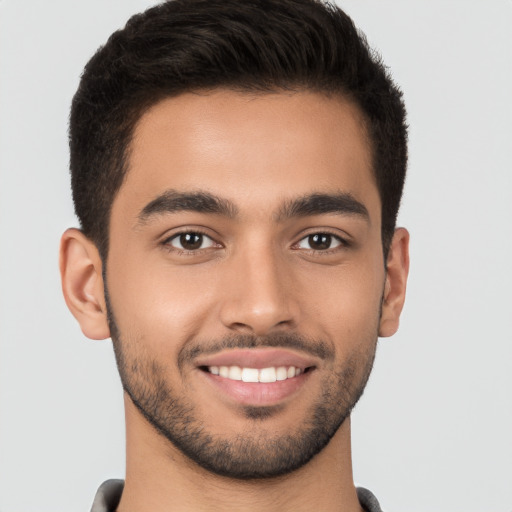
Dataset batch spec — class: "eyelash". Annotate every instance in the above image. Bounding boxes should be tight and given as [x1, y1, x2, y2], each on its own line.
[293, 231, 351, 254]
[161, 229, 220, 254]
[160, 230, 351, 255]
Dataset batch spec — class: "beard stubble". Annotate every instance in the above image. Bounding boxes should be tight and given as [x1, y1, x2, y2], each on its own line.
[106, 291, 378, 480]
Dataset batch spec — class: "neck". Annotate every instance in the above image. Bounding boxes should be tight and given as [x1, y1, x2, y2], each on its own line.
[117, 395, 363, 512]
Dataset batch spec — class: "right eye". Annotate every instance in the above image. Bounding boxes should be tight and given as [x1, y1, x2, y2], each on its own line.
[166, 232, 216, 251]
[296, 232, 345, 251]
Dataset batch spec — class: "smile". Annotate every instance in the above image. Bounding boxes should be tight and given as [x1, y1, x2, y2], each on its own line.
[195, 348, 318, 406]
[206, 365, 305, 383]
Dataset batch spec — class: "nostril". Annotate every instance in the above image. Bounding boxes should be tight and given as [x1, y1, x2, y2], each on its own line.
[231, 322, 249, 329]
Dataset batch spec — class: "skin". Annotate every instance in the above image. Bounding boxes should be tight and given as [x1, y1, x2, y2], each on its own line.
[60, 90, 409, 512]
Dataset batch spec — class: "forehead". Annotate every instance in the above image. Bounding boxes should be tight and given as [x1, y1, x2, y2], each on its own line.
[116, 89, 378, 220]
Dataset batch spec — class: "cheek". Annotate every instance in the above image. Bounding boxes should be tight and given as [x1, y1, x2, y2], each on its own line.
[298, 256, 384, 344]
[106, 255, 223, 350]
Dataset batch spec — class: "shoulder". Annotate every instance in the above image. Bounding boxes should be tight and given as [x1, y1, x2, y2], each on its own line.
[357, 487, 384, 512]
[90, 479, 124, 512]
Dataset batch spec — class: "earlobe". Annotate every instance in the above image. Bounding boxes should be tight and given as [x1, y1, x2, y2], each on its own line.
[59, 228, 111, 340]
[378, 228, 410, 338]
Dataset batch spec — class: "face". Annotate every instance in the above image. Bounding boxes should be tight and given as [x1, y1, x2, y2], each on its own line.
[105, 90, 388, 478]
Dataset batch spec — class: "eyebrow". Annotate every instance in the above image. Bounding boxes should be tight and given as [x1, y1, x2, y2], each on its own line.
[137, 189, 369, 224]
[275, 192, 369, 222]
[138, 190, 238, 222]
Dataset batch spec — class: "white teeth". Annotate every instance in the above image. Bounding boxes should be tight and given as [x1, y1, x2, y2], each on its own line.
[276, 367, 288, 381]
[228, 366, 242, 381]
[259, 367, 277, 383]
[208, 365, 305, 383]
[241, 368, 259, 383]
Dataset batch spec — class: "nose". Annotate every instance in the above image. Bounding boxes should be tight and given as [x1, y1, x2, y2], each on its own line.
[219, 242, 298, 336]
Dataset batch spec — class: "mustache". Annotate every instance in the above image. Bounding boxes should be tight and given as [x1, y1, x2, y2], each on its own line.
[178, 332, 334, 370]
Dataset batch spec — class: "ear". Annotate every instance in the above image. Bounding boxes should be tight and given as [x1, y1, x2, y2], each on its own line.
[59, 228, 110, 340]
[379, 227, 410, 338]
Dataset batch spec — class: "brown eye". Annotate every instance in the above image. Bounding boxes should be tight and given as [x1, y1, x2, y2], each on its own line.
[168, 232, 215, 251]
[297, 233, 342, 250]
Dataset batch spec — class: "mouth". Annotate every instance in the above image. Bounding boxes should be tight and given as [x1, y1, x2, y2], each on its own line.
[195, 348, 318, 407]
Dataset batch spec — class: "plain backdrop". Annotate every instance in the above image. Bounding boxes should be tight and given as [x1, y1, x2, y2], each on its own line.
[1, 1, 511, 510]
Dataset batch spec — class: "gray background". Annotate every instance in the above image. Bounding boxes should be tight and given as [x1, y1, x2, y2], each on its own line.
[1, 1, 511, 510]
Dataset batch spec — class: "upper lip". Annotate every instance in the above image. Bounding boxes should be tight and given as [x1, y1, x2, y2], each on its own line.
[195, 348, 318, 370]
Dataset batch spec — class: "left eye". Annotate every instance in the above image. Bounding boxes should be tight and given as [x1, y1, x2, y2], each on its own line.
[167, 232, 216, 251]
[297, 233, 343, 251]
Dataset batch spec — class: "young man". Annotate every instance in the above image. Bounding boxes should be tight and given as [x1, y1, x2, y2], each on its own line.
[60, 1, 409, 510]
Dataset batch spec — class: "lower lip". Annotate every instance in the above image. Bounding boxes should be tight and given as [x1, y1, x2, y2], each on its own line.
[200, 369, 312, 406]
